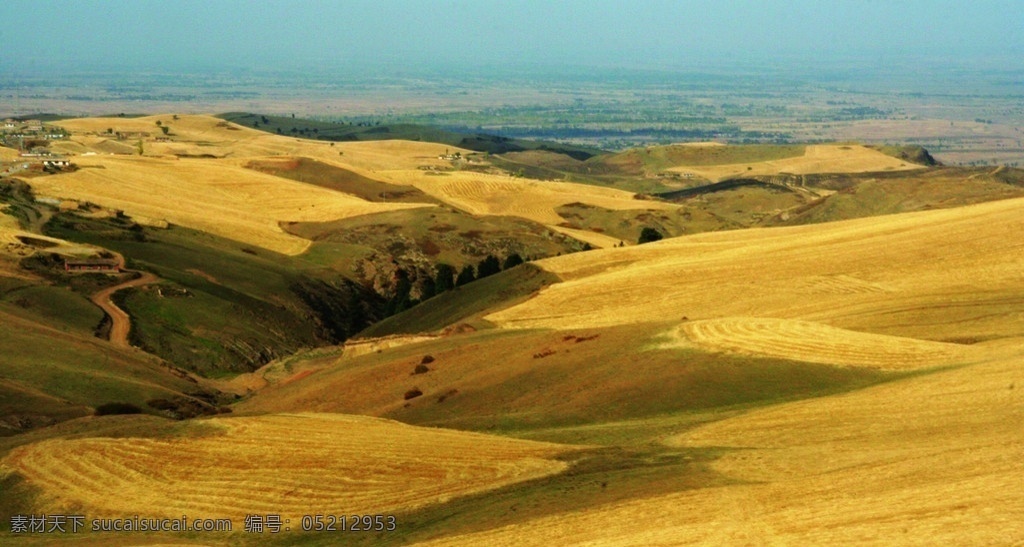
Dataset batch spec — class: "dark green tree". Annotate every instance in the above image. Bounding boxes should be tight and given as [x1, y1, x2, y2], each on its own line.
[502, 253, 524, 270]
[455, 264, 476, 287]
[477, 255, 501, 279]
[419, 275, 436, 301]
[434, 263, 456, 292]
[638, 227, 664, 244]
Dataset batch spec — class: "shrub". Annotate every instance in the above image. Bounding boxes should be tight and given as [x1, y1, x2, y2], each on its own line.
[404, 388, 423, 400]
[94, 402, 143, 416]
[413, 364, 430, 375]
[421, 355, 435, 364]
[638, 227, 664, 244]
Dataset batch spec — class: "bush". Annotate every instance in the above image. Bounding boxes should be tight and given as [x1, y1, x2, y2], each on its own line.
[638, 227, 664, 244]
[404, 388, 423, 400]
[94, 402, 143, 416]
[413, 364, 430, 375]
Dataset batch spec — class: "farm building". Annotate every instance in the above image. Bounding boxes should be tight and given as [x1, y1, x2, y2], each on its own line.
[64, 258, 120, 273]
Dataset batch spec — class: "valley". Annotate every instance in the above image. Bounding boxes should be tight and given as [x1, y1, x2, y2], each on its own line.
[0, 111, 1021, 545]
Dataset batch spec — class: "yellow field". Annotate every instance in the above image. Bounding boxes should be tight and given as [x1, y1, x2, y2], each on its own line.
[30, 155, 431, 255]
[486, 196, 1024, 344]
[668, 144, 923, 181]
[1, 145, 21, 161]
[1, 413, 573, 521]
[397, 171, 677, 226]
[662, 317, 975, 369]
[0, 225, 100, 259]
[35, 114, 651, 252]
[547, 225, 626, 248]
[416, 346, 1024, 545]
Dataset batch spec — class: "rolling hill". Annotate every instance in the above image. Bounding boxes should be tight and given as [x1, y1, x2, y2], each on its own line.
[2, 112, 1023, 545]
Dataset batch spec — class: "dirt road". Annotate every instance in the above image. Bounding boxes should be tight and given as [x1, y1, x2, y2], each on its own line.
[91, 271, 158, 347]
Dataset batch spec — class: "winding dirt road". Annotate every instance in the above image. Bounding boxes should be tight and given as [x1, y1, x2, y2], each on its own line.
[90, 271, 158, 347]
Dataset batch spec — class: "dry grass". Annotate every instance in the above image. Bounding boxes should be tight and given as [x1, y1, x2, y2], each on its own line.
[41, 114, 649, 253]
[547, 225, 626, 249]
[1, 146, 21, 161]
[662, 317, 976, 370]
[414, 346, 1024, 545]
[30, 155, 431, 255]
[668, 144, 924, 182]
[0, 225, 99, 259]
[402, 171, 676, 225]
[486, 196, 1024, 346]
[1, 413, 574, 521]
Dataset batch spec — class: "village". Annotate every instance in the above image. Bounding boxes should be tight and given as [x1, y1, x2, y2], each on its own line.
[1, 117, 74, 175]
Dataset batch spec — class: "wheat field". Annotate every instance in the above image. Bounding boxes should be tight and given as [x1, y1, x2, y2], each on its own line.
[414, 344, 1024, 545]
[663, 317, 975, 369]
[486, 196, 1024, 340]
[41, 115, 662, 252]
[1, 413, 573, 521]
[668, 144, 923, 181]
[30, 155, 431, 255]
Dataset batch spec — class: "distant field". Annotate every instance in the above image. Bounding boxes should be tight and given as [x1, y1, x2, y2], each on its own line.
[31, 154, 431, 255]
[402, 171, 676, 226]
[596, 143, 805, 175]
[2, 413, 574, 520]
[40, 115, 653, 253]
[665, 144, 924, 181]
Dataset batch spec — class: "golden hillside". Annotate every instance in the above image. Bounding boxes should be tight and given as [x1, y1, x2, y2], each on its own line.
[37, 115, 676, 254]
[3, 413, 575, 521]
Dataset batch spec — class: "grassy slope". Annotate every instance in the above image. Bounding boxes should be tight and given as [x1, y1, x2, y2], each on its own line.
[359, 264, 560, 338]
[588, 144, 806, 176]
[217, 112, 602, 159]
[244, 156, 442, 204]
[772, 166, 1024, 226]
[0, 306, 208, 432]
[42, 213, 377, 375]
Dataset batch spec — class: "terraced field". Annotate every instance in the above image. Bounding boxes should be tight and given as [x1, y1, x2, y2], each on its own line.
[2, 413, 574, 520]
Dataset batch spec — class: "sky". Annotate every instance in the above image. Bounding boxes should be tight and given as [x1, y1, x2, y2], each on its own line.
[2, 0, 1022, 74]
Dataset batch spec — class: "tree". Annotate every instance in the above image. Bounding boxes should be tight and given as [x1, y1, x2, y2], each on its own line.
[419, 276, 436, 301]
[638, 227, 664, 244]
[434, 263, 456, 293]
[502, 253, 524, 270]
[476, 255, 501, 279]
[455, 264, 476, 287]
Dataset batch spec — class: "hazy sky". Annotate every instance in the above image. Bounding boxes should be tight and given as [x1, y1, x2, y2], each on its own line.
[2, 0, 1022, 73]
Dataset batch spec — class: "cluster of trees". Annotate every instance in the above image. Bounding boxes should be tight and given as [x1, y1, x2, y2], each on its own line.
[383, 253, 525, 317]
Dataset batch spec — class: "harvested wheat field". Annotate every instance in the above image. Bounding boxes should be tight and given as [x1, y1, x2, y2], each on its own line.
[44, 114, 648, 251]
[2, 413, 573, 521]
[664, 317, 976, 369]
[402, 171, 676, 225]
[547, 225, 626, 248]
[29, 155, 431, 255]
[486, 196, 1024, 343]
[669, 144, 924, 181]
[416, 344, 1024, 546]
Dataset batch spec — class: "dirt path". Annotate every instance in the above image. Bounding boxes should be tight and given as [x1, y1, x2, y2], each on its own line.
[91, 270, 158, 347]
